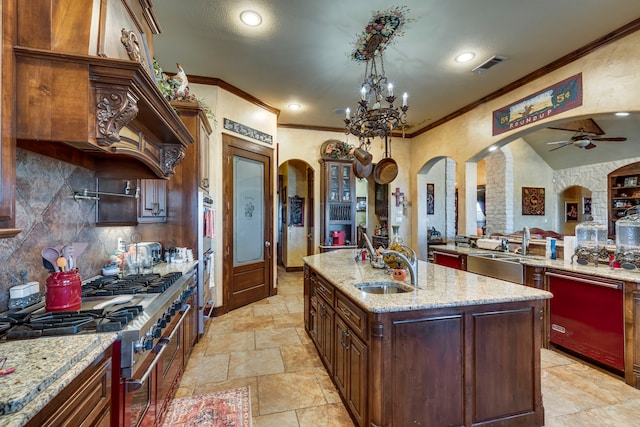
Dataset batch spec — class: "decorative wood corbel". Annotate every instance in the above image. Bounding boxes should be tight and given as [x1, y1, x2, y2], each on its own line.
[95, 88, 139, 146]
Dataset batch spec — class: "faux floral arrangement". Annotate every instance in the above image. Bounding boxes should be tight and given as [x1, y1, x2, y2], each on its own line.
[352, 6, 413, 61]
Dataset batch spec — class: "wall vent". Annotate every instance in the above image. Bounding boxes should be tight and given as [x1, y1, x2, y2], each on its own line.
[472, 55, 508, 73]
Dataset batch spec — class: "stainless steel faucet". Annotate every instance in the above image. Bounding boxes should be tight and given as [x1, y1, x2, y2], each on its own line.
[380, 246, 419, 288]
[522, 226, 530, 256]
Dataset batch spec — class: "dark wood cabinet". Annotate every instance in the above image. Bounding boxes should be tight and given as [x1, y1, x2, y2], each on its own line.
[319, 159, 356, 246]
[334, 315, 367, 427]
[608, 162, 640, 236]
[138, 179, 167, 223]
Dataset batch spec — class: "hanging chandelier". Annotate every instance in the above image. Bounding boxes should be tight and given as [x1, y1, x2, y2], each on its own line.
[344, 7, 411, 148]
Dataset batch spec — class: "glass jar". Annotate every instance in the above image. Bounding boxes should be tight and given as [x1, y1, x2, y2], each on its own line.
[616, 207, 640, 253]
[575, 220, 607, 250]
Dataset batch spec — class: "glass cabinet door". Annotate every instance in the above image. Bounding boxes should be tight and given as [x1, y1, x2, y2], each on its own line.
[330, 165, 340, 202]
[341, 165, 352, 202]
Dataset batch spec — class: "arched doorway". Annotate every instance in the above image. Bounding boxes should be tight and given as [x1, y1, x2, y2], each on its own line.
[277, 159, 314, 270]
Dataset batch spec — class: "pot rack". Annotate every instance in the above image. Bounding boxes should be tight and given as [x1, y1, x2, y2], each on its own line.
[71, 180, 140, 201]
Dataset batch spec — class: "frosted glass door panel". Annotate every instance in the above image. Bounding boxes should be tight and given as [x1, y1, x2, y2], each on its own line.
[234, 156, 265, 265]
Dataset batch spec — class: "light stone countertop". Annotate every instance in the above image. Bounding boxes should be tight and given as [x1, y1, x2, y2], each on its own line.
[303, 249, 552, 314]
[432, 244, 640, 283]
[0, 333, 118, 426]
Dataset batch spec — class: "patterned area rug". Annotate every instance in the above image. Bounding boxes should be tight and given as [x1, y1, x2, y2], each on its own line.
[161, 387, 251, 427]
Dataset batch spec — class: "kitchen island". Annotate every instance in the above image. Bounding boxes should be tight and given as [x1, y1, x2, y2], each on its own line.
[304, 250, 552, 427]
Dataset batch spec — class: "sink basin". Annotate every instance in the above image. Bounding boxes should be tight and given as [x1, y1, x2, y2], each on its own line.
[355, 281, 412, 294]
[468, 252, 516, 259]
[466, 253, 524, 284]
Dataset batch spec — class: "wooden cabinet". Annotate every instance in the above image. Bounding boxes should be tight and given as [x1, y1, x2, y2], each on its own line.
[138, 179, 167, 223]
[0, 0, 19, 238]
[374, 182, 388, 219]
[25, 345, 112, 427]
[334, 315, 368, 427]
[320, 159, 356, 246]
[433, 249, 467, 270]
[14, 1, 193, 179]
[608, 162, 640, 236]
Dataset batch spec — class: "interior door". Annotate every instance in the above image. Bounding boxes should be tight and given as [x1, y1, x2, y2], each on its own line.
[307, 166, 314, 255]
[222, 134, 274, 310]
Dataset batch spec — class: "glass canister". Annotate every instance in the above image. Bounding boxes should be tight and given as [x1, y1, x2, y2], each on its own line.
[45, 269, 82, 311]
[575, 220, 607, 250]
[615, 207, 640, 253]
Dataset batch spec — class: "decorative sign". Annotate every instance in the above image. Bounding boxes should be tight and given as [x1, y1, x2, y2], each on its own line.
[223, 118, 273, 144]
[492, 74, 583, 136]
[522, 187, 545, 216]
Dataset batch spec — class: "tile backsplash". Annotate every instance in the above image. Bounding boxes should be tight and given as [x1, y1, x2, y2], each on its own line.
[0, 149, 140, 311]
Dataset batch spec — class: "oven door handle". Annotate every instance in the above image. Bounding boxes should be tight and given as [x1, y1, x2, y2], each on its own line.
[161, 304, 191, 344]
[126, 343, 168, 393]
[125, 304, 191, 393]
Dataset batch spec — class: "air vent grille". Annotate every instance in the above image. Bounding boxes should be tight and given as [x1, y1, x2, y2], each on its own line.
[472, 55, 508, 73]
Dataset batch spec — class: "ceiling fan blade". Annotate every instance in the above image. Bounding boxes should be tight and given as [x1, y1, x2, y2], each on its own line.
[546, 140, 569, 145]
[583, 142, 597, 150]
[590, 136, 627, 142]
[549, 143, 570, 152]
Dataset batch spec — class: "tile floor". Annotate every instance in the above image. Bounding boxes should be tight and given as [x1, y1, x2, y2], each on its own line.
[176, 267, 640, 426]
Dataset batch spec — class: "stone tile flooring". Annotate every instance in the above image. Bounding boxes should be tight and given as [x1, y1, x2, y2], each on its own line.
[176, 267, 640, 426]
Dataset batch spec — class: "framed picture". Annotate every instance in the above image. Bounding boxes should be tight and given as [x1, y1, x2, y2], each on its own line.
[565, 202, 579, 222]
[522, 187, 545, 215]
[356, 197, 367, 212]
[288, 196, 304, 227]
[583, 197, 592, 215]
[426, 183, 435, 215]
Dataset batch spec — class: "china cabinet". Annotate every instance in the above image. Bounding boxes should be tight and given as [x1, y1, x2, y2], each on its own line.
[608, 162, 640, 235]
[319, 159, 356, 247]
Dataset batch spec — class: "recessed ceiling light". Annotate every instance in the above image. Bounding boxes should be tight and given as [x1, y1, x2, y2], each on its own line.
[240, 10, 262, 27]
[288, 103, 301, 110]
[615, 111, 630, 116]
[455, 52, 475, 63]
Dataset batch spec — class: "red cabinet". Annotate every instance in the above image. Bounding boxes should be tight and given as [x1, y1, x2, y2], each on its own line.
[433, 250, 466, 270]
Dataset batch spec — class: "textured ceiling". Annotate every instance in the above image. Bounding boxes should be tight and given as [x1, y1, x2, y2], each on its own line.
[152, 1, 640, 169]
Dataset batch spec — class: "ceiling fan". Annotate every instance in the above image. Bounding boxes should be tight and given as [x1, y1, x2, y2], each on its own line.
[546, 121, 627, 151]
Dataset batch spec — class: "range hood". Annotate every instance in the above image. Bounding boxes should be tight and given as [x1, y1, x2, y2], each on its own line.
[12, 0, 194, 179]
[15, 47, 193, 178]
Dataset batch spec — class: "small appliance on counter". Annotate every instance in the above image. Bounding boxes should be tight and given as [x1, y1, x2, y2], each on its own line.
[331, 230, 346, 246]
[614, 206, 640, 269]
[573, 220, 608, 265]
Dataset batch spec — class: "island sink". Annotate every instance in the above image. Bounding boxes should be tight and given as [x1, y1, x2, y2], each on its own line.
[466, 252, 525, 284]
[355, 281, 412, 294]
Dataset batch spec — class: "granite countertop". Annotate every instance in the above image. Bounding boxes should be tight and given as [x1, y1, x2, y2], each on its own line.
[0, 333, 118, 427]
[303, 250, 552, 314]
[433, 244, 640, 282]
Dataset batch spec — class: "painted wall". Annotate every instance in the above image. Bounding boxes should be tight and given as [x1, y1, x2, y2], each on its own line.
[190, 83, 278, 305]
[284, 160, 309, 268]
[407, 30, 640, 248]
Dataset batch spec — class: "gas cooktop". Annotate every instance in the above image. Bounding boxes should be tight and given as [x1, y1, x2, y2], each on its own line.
[82, 272, 183, 297]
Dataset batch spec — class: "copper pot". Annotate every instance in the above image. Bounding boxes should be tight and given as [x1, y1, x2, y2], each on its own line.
[353, 158, 373, 178]
[373, 157, 398, 184]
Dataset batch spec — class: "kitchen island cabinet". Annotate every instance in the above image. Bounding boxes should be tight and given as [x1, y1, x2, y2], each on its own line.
[304, 250, 551, 427]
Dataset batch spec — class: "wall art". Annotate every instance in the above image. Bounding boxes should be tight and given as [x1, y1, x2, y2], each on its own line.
[522, 187, 545, 215]
[426, 183, 434, 215]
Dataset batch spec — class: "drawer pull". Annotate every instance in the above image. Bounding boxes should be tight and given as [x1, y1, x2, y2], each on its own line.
[340, 307, 352, 318]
